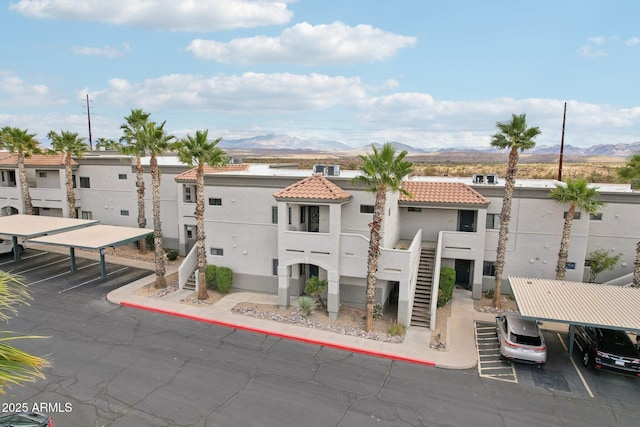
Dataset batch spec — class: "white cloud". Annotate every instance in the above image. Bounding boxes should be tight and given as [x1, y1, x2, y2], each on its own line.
[588, 36, 605, 44]
[578, 45, 607, 58]
[625, 37, 640, 46]
[10, 0, 293, 31]
[186, 21, 417, 64]
[0, 70, 66, 107]
[92, 72, 368, 112]
[4, 69, 640, 150]
[72, 43, 129, 58]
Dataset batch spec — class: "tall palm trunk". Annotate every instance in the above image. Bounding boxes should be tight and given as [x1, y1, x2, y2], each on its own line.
[494, 148, 519, 308]
[633, 241, 640, 288]
[195, 164, 208, 300]
[65, 152, 76, 218]
[18, 153, 33, 215]
[365, 187, 386, 331]
[555, 204, 575, 280]
[135, 154, 147, 253]
[150, 154, 166, 288]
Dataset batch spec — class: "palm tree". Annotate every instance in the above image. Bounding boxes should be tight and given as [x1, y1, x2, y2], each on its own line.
[138, 121, 175, 289]
[549, 178, 603, 280]
[47, 130, 89, 219]
[0, 127, 41, 215]
[0, 271, 49, 394]
[176, 130, 227, 300]
[352, 143, 413, 331]
[120, 109, 151, 253]
[490, 114, 540, 308]
[618, 153, 640, 287]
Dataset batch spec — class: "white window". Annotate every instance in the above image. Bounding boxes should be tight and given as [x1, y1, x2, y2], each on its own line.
[486, 214, 500, 229]
[210, 247, 223, 256]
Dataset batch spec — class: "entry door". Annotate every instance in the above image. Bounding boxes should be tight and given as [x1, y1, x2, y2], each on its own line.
[185, 225, 197, 253]
[307, 206, 320, 232]
[458, 210, 475, 232]
[454, 259, 472, 288]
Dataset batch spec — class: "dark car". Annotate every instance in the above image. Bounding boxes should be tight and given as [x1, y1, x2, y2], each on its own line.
[574, 326, 640, 376]
[0, 411, 52, 426]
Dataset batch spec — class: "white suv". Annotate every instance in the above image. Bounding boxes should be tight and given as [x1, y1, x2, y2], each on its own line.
[0, 238, 25, 255]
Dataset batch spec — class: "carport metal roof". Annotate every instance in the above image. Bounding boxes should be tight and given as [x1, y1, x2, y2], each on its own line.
[30, 224, 153, 251]
[30, 224, 153, 277]
[0, 214, 98, 237]
[509, 276, 640, 355]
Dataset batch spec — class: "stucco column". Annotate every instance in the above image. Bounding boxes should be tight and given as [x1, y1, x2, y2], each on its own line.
[278, 265, 290, 310]
[327, 270, 339, 320]
[397, 276, 411, 328]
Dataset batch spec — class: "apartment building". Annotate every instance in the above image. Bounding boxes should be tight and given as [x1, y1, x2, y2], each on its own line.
[0, 152, 638, 329]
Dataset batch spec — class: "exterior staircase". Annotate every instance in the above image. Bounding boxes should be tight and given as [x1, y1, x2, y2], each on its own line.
[410, 246, 435, 328]
[183, 270, 197, 291]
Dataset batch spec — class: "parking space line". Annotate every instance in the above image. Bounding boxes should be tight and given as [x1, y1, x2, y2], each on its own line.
[58, 266, 129, 293]
[0, 251, 48, 266]
[475, 321, 517, 383]
[557, 333, 594, 398]
[29, 261, 100, 285]
[13, 257, 70, 274]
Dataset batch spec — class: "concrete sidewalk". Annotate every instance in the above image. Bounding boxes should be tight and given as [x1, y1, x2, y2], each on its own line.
[105, 255, 480, 369]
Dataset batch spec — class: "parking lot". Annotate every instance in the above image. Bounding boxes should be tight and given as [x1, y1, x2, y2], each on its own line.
[475, 320, 639, 399]
[0, 247, 152, 296]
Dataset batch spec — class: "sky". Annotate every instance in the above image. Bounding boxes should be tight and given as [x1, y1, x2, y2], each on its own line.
[1, 0, 639, 150]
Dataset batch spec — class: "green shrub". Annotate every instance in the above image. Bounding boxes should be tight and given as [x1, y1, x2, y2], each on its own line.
[297, 296, 316, 317]
[216, 267, 233, 294]
[304, 276, 327, 308]
[388, 321, 406, 336]
[484, 288, 495, 299]
[166, 249, 178, 261]
[373, 303, 383, 319]
[437, 266, 456, 307]
[145, 233, 155, 250]
[205, 265, 217, 290]
[135, 233, 155, 250]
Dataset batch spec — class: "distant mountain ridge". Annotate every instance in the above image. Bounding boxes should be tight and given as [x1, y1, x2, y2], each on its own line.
[220, 134, 640, 157]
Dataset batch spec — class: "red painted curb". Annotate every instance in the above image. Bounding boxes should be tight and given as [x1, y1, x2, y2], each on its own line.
[121, 301, 436, 367]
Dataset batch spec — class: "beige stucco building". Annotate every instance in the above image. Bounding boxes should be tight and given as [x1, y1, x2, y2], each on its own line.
[0, 152, 638, 330]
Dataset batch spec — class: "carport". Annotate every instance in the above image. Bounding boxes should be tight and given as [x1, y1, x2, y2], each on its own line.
[0, 214, 99, 261]
[30, 224, 153, 278]
[509, 277, 640, 356]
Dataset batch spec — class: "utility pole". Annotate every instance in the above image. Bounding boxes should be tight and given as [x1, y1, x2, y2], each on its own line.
[86, 94, 93, 150]
[557, 102, 567, 181]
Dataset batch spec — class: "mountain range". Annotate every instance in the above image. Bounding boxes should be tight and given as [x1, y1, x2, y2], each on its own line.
[219, 134, 640, 157]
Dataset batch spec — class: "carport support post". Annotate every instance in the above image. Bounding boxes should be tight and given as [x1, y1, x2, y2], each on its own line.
[12, 235, 20, 261]
[568, 324, 575, 356]
[69, 247, 76, 272]
[99, 248, 107, 278]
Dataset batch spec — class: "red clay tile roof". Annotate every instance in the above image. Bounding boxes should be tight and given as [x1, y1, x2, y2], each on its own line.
[0, 153, 76, 167]
[175, 164, 250, 181]
[274, 174, 351, 201]
[400, 181, 489, 205]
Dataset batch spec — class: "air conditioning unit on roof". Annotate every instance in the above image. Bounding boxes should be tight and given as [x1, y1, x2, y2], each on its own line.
[313, 164, 327, 175]
[327, 165, 340, 176]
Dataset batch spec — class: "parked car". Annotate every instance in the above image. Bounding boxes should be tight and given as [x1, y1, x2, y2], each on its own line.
[573, 325, 640, 376]
[496, 313, 547, 365]
[0, 411, 53, 426]
[0, 237, 25, 255]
